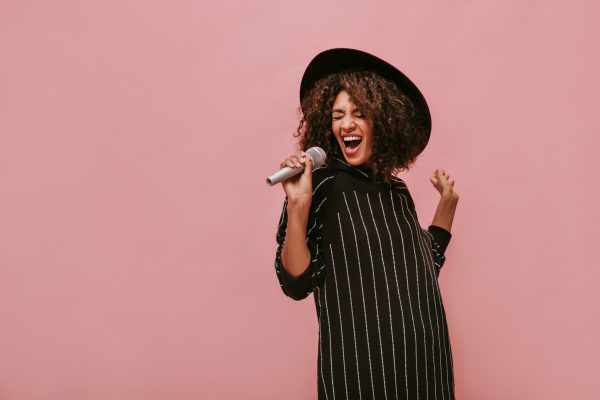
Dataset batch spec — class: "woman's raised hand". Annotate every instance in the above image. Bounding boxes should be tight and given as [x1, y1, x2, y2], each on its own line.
[430, 168, 458, 200]
[280, 150, 313, 206]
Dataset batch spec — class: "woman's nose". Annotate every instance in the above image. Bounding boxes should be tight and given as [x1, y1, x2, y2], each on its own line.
[341, 115, 356, 130]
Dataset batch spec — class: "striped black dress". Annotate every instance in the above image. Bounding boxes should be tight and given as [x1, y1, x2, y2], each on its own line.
[274, 155, 455, 400]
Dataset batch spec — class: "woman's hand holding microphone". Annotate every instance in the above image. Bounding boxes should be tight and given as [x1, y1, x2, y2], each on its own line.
[280, 150, 313, 209]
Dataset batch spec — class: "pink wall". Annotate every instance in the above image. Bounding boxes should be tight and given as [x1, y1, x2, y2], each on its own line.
[1, 1, 598, 399]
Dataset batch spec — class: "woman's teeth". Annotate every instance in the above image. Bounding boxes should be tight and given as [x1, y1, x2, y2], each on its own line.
[343, 136, 362, 149]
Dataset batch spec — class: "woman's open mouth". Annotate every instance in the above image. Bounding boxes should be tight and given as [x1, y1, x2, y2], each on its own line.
[342, 136, 363, 156]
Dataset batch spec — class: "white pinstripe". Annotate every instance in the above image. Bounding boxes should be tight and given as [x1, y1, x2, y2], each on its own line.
[306, 197, 328, 241]
[419, 232, 447, 400]
[420, 232, 445, 400]
[330, 242, 349, 399]
[323, 276, 336, 400]
[420, 225, 454, 399]
[396, 193, 430, 399]
[305, 175, 334, 239]
[380, 192, 409, 399]
[366, 193, 398, 400]
[354, 190, 388, 400]
[431, 254, 453, 400]
[390, 192, 420, 400]
[343, 192, 376, 399]
[417, 228, 453, 400]
[314, 175, 335, 194]
[331, 156, 369, 178]
[337, 213, 363, 400]
[317, 287, 330, 400]
[277, 198, 288, 232]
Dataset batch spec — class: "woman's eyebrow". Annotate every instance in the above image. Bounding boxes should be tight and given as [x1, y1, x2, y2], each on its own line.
[332, 107, 359, 113]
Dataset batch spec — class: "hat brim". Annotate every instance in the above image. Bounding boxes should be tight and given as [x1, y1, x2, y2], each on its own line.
[300, 48, 431, 156]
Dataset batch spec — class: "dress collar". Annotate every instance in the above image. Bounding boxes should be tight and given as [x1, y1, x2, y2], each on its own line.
[329, 155, 376, 181]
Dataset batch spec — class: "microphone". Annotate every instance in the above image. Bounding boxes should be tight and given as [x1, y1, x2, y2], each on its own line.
[266, 147, 327, 186]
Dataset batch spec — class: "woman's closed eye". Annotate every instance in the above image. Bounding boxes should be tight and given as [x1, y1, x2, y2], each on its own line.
[332, 112, 364, 120]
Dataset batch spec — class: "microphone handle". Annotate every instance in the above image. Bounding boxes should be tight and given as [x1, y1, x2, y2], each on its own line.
[266, 165, 305, 186]
[266, 147, 326, 186]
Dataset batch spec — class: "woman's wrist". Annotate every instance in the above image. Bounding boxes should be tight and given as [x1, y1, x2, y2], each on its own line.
[440, 191, 459, 203]
[287, 198, 311, 224]
[287, 196, 311, 211]
[431, 192, 458, 232]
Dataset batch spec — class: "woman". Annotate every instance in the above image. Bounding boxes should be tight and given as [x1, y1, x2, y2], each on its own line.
[274, 48, 459, 400]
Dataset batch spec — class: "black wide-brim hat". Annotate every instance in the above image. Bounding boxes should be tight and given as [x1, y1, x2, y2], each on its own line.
[300, 48, 432, 156]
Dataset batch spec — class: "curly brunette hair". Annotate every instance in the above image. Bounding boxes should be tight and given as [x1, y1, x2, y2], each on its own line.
[294, 69, 430, 184]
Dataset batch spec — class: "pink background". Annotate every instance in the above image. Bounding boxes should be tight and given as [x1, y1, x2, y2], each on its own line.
[1, 1, 598, 399]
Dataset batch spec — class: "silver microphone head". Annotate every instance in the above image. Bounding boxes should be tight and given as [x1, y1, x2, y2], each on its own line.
[305, 146, 327, 169]
[265, 147, 327, 186]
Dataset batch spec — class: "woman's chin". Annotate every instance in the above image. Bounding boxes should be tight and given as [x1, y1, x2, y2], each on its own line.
[342, 149, 369, 166]
[345, 156, 366, 166]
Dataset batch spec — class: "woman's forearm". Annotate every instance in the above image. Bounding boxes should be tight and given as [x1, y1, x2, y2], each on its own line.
[431, 193, 459, 232]
[281, 199, 312, 278]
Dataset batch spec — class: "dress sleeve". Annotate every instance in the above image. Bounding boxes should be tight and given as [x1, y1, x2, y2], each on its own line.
[423, 225, 452, 277]
[389, 177, 453, 277]
[273, 173, 332, 301]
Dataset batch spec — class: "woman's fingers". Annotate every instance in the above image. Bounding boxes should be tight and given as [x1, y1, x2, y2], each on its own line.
[433, 169, 454, 186]
[289, 155, 300, 168]
[286, 159, 297, 168]
[437, 170, 446, 183]
[280, 151, 309, 169]
[437, 169, 450, 179]
[280, 158, 296, 169]
[303, 154, 313, 174]
[287, 156, 302, 168]
[294, 151, 308, 167]
[430, 168, 457, 196]
[281, 157, 296, 168]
